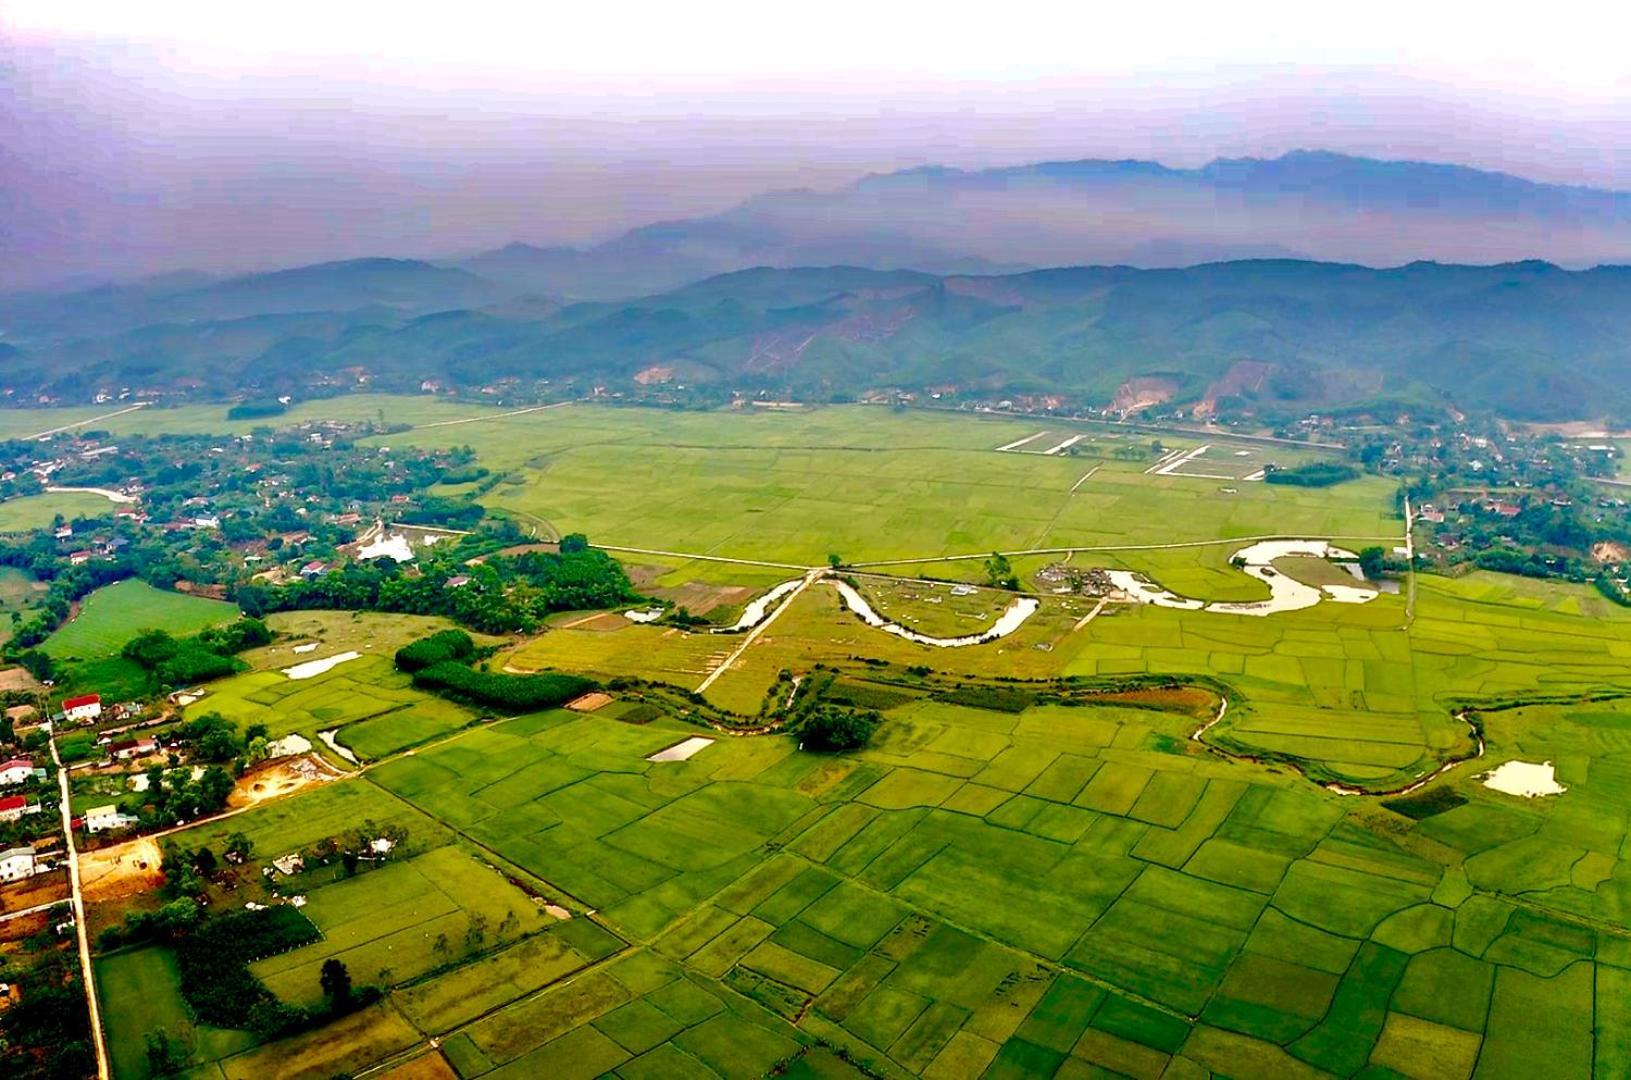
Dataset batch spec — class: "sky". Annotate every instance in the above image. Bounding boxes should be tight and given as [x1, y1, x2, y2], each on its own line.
[3, 0, 1629, 288]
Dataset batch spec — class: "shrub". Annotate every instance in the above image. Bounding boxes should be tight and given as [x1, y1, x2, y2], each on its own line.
[1263, 462, 1360, 487]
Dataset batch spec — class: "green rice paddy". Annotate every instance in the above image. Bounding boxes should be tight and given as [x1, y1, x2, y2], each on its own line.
[42, 579, 240, 660]
[83, 401, 1631, 1077]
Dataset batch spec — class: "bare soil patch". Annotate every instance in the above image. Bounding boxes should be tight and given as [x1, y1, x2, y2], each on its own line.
[376, 1053, 460, 1080]
[1593, 541, 1631, 564]
[0, 665, 40, 691]
[651, 581, 754, 616]
[230, 754, 343, 809]
[0, 871, 69, 915]
[567, 691, 614, 713]
[80, 835, 165, 904]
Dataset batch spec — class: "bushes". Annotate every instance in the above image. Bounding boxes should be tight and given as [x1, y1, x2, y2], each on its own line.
[1263, 462, 1361, 487]
[120, 621, 267, 689]
[936, 685, 1036, 713]
[394, 629, 476, 672]
[411, 662, 594, 712]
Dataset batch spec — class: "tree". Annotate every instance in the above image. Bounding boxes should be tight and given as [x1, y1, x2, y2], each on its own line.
[799, 707, 880, 752]
[224, 831, 254, 864]
[144, 1028, 188, 1076]
[983, 552, 1018, 590]
[319, 958, 352, 1008]
[1358, 546, 1387, 579]
[827, 553, 844, 569]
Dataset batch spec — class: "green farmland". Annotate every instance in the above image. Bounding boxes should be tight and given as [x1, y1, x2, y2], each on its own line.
[42, 579, 240, 660]
[77, 402, 1631, 1078]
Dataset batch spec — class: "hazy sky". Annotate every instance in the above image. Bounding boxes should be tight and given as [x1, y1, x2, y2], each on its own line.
[4, 0, 1629, 287]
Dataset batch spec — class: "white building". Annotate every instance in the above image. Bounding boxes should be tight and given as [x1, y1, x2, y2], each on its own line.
[0, 847, 37, 882]
[84, 804, 138, 834]
[62, 694, 102, 723]
[0, 758, 34, 786]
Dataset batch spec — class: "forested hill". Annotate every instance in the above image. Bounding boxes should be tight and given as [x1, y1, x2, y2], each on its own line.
[4, 258, 1631, 421]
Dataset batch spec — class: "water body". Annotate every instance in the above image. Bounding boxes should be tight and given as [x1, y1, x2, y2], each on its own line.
[831, 580, 1040, 647]
[1110, 539, 1379, 617]
[715, 578, 804, 633]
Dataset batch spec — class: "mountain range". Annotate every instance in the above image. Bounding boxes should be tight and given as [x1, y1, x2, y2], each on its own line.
[448, 150, 1631, 300]
[3, 254, 1631, 423]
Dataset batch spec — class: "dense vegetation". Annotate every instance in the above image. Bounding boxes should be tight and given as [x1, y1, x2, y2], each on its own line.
[411, 662, 593, 713]
[121, 618, 271, 687]
[1263, 461, 1361, 487]
[8, 257, 1631, 418]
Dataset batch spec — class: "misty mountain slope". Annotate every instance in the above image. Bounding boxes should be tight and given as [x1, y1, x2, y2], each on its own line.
[7, 259, 1631, 421]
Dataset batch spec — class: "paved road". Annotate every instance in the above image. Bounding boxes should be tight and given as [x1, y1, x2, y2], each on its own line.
[26, 401, 150, 440]
[52, 733, 110, 1080]
[599, 544, 812, 572]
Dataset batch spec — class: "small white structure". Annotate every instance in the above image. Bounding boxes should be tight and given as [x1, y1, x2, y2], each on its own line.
[85, 804, 137, 833]
[272, 852, 306, 875]
[646, 737, 715, 763]
[0, 758, 35, 787]
[0, 846, 38, 882]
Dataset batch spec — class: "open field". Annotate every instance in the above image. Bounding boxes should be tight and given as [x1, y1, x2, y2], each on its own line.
[187, 651, 479, 761]
[0, 489, 121, 532]
[42, 579, 240, 660]
[374, 405, 1398, 565]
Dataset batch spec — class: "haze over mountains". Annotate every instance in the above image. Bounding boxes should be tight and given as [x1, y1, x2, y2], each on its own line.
[3, 151, 1631, 423]
[450, 151, 1631, 301]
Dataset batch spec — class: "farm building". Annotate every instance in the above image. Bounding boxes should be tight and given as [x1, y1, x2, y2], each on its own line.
[300, 560, 329, 578]
[445, 574, 472, 588]
[0, 758, 36, 786]
[0, 846, 38, 882]
[84, 804, 138, 833]
[62, 694, 102, 722]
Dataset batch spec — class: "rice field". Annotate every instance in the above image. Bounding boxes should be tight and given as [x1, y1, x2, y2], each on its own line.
[80, 401, 1631, 1077]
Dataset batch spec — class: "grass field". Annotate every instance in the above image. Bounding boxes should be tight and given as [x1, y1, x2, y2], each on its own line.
[187, 651, 479, 761]
[41, 579, 240, 661]
[0, 489, 121, 533]
[71, 402, 1631, 1077]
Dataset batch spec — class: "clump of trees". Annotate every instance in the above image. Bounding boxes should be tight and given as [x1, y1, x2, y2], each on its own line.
[797, 705, 880, 751]
[394, 628, 477, 671]
[412, 663, 594, 713]
[121, 618, 272, 687]
[1263, 461, 1360, 487]
[983, 552, 1019, 590]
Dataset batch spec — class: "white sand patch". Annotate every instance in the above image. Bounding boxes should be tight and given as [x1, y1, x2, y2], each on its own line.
[283, 651, 360, 679]
[995, 430, 1049, 452]
[1042, 434, 1086, 455]
[358, 533, 415, 561]
[624, 608, 664, 623]
[47, 485, 138, 503]
[265, 734, 313, 758]
[647, 736, 714, 762]
[1242, 469, 1267, 481]
[318, 730, 359, 764]
[718, 579, 804, 632]
[832, 580, 1040, 647]
[1480, 760, 1567, 797]
[292, 642, 319, 654]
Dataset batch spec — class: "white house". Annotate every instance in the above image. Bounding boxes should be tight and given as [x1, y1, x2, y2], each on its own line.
[0, 847, 37, 882]
[84, 804, 138, 834]
[0, 758, 34, 786]
[62, 694, 102, 723]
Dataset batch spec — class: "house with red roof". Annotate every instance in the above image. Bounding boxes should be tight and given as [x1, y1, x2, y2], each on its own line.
[0, 794, 39, 823]
[62, 694, 102, 722]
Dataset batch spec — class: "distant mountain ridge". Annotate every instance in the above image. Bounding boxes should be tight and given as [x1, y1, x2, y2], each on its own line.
[452, 150, 1631, 300]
